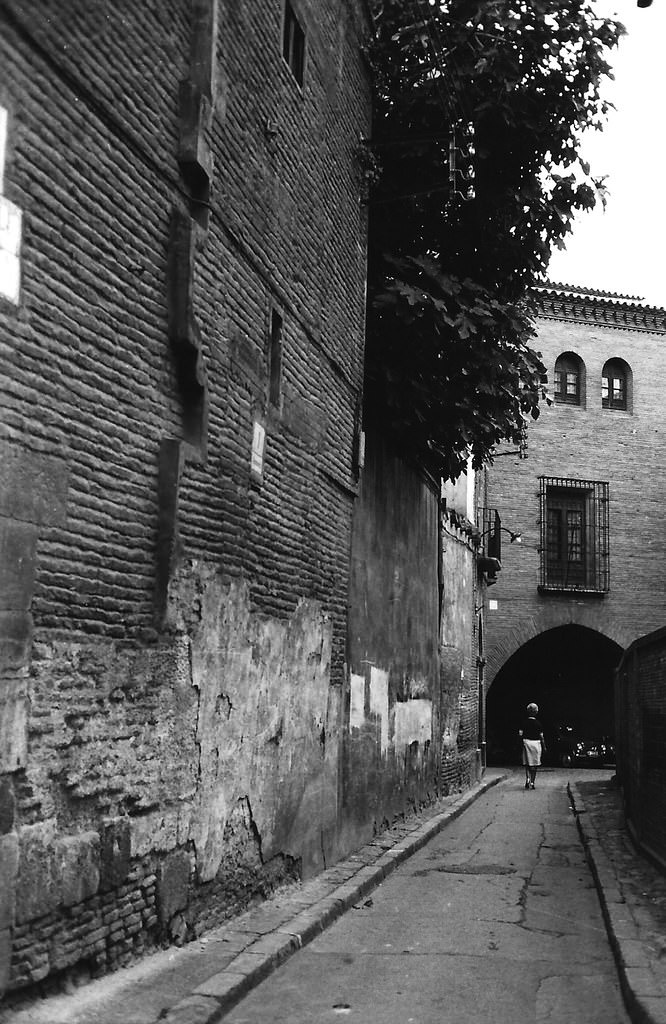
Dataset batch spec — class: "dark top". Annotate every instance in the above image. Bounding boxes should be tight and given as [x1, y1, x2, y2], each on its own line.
[520, 717, 544, 740]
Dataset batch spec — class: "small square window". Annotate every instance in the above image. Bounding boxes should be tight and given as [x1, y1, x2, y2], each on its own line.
[282, 1, 305, 86]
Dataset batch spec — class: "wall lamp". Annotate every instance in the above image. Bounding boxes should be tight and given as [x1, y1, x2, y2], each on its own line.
[480, 526, 522, 545]
[476, 513, 522, 586]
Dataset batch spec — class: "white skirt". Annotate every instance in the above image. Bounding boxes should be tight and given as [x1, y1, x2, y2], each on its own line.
[522, 739, 542, 767]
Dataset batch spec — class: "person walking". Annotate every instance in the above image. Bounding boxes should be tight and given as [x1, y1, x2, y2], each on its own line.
[519, 702, 546, 789]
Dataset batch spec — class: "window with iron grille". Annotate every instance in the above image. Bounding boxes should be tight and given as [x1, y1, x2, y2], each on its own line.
[539, 478, 609, 593]
[478, 507, 502, 560]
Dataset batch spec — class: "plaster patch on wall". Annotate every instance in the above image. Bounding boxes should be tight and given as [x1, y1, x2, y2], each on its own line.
[440, 648, 465, 751]
[190, 783, 228, 882]
[369, 667, 389, 754]
[349, 673, 365, 730]
[394, 699, 432, 752]
[130, 803, 193, 859]
[181, 571, 335, 882]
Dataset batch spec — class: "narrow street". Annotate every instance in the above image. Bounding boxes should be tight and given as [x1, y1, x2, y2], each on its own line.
[224, 770, 629, 1024]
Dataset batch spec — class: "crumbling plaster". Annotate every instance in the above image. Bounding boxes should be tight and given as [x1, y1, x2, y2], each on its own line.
[171, 568, 337, 881]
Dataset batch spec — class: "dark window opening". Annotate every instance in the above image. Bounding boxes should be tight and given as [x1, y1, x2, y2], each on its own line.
[269, 308, 283, 406]
[602, 359, 629, 410]
[282, 2, 305, 86]
[554, 354, 584, 406]
[539, 477, 609, 594]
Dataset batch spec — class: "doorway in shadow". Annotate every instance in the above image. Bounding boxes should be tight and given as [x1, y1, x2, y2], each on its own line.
[486, 624, 623, 766]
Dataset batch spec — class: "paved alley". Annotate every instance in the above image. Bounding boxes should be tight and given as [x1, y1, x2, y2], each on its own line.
[5, 771, 642, 1024]
[224, 770, 628, 1024]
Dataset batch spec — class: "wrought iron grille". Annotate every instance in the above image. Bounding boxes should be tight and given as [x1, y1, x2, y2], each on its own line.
[538, 477, 609, 593]
[477, 507, 502, 561]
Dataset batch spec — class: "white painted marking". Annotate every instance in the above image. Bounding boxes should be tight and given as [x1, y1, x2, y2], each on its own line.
[349, 673, 365, 730]
[369, 666, 389, 754]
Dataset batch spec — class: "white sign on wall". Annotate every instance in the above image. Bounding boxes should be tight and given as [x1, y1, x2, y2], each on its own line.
[0, 197, 21, 304]
[0, 107, 21, 304]
[251, 421, 266, 477]
[0, 106, 6, 193]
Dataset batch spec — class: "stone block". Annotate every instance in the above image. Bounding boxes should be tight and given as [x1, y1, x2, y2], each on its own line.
[0, 519, 38, 611]
[622, 966, 662, 997]
[56, 831, 100, 907]
[0, 927, 10, 998]
[0, 776, 15, 833]
[16, 820, 58, 923]
[99, 817, 131, 890]
[162, 995, 221, 1024]
[0, 612, 33, 675]
[130, 807, 180, 858]
[0, 443, 68, 526]
[0, 832, 18, 929]
[193, 970, 248, 1001]
[0, 677, 28, 771]
[157, 848, 191, 925]
[276, 909, 324, 945]
[244, 931, 300, 962]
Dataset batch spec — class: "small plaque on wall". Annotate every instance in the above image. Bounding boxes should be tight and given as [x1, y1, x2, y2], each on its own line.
[251, 421, 266, 478]
[0, 195, 21, 304]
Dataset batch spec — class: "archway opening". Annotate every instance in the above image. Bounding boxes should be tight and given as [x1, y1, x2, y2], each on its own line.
[486, 624, 623, 766]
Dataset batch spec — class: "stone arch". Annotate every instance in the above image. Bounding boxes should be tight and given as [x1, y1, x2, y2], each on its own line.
[485, 623, 624, 766]
[486, 612, 629, 689]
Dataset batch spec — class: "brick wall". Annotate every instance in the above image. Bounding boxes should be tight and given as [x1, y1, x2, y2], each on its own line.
[0, 0, 372, 998]
[484, 294, 666, 694]
[616, 627, 666, 870]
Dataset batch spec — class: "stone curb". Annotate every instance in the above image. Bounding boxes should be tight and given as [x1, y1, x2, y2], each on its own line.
[568, 782, 666, 1024]
[158, 773, 505, 1024]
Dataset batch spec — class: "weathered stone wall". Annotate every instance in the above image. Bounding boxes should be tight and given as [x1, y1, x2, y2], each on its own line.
[616, 627, 666, 871]
[344, 435, 482, 854]
[483, 298, 666, 689]
[345, 434, 441, 851]
[0, 0, 371, 998]
[439, 512, 482, 792]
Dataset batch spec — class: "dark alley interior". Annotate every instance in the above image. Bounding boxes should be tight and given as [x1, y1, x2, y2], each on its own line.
[486, 624, 623, 766]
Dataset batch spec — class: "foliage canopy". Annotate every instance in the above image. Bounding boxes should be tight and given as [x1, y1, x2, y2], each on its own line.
[364, 0, 623, 480]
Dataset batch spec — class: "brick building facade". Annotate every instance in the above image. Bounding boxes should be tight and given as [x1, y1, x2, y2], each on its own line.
[481, 286, 666, 751]
[0, 0, 376, 998]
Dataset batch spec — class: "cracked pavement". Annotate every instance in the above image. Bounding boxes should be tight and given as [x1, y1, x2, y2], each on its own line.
[224, 770, 629, 1024]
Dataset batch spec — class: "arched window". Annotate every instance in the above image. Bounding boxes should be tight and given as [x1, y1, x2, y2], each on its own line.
[602, 358, 630, 411]
[554, 353, 585, 406]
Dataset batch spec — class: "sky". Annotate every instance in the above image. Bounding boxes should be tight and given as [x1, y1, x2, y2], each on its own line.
[546, 1, 666, 307]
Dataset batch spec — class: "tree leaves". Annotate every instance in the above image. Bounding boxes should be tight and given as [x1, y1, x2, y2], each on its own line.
[364, 0, 622, 480]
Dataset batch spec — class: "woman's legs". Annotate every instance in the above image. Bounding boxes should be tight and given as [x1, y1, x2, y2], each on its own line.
[523, 746, 530, 787]
[529, 766, 537, 788]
